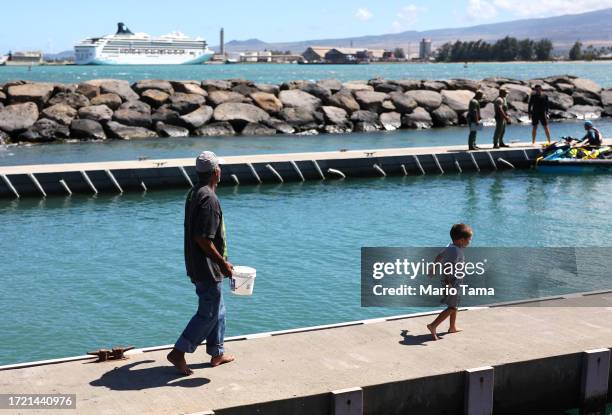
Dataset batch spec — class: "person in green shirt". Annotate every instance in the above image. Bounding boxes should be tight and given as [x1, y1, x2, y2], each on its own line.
[493, 89, 511, 149]
[467, 91, 483, 151]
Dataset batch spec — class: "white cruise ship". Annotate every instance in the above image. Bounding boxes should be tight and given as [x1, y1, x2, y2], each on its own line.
[74, 23, 214, 65]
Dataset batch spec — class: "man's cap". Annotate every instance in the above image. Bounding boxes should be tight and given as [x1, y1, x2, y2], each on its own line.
[195, 151, 222, 173]
[474, 90, 484, 98]
[584, 120, 594, 128]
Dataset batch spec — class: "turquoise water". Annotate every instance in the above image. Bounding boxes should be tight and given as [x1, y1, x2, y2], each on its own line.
[2, 61, 612, 86]
[2, 119, 610, 167]
[1, 171, 611, 365]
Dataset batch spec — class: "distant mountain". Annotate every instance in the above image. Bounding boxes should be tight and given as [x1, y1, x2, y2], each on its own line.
[217, 8, 612, 55]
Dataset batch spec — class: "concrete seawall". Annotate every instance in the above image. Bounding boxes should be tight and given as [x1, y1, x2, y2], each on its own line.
[0, 143, 544, 198]
[1, 291, 611, 415]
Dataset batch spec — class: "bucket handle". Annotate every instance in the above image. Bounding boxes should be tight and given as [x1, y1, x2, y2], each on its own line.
[231, 276, 252, 291]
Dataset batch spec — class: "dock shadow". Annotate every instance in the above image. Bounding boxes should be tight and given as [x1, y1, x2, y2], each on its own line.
[90, 360, 210, 391]
[399, 329, 447, 346]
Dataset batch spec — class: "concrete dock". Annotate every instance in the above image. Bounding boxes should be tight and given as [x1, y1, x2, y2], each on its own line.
[0, 143, 543, 198]
[1, 292, 611, 415]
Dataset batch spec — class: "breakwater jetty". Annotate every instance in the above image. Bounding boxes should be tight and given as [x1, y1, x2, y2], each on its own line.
[0, 76, 610, 143]
[0, 144, 545, 198]
[1, 291, 611, 415]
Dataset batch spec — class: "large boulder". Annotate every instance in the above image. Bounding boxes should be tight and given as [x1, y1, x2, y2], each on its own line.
[600, 89, 612, 107]
[113, 107, 152, 127]
[201, 80, 232, 92]
[391, 79, 421, 91]
[447, 79, 480, 91]
[441, 90, 474, 112]
[263, 118, 295, 134]
[354, 90, 388, 112]
[132, 79, 174, 94]
[171, 82, 207, 97]
[155, 122, 189, 137]
[501, 84, 531, 103]
[78, 105, 113, 122]
[509, 101, 529, 113]
[481, 86, 500, 103]
[279, 90, 321, 111]
[301, 83, 332, 101]
[242, 123, 276, 136]
[250, 91, 282, 113]
[48, 92, 90, 109]
[547, 91, 574, 111]
[118, 100, 151, 114]
[350, 110, 380, 124]
[567, 105, 603, 119]
[76, 83, 100, 99]
[388, 92, 417, 113]
[402, 107, 433, 129]
[316, 79, 343, 93]
[208, 90, 248, 106]
[152, 106, 181, 124]
[232, 83, 257, 96]
[480, 103, 496, 121]
[83, 79, 139, 101]
[0, 91, 6, 103]
[571, 91, 601, 107]
[371, 82, 402, 93]
[194, 121, 236, 137]
[422, 81, 446, 91]
[327, 89, 360, 113]
[70, 119, 106, 140]
[213, 102, 270, 129]
[379, 112, 401, 131]
[19, 119, 70, 142]
[0, 102, 39, 132]
[431, 104, 459, 127]
[254, 83, 280, 95]
[342, 81, 373, 92]
[7, 83, 55, 107]
[280, 107, 316, 126]
[571, 78, 602, 95]
[105, 121, 157, 139]
[41, 104, 77, 125]
[168, 93, 206, 114]
[141, 89, 170, 107]
[555, 83, 575, 94]
[404, 90, 442, 110]
[90, 93, 122, 110]
[281, 80, 310, 90]
[179, 106, 213, 129]
[321, 106, 350, 127]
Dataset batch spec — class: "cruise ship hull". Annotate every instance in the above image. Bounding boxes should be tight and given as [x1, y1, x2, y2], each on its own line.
[77, 51, 214, 65]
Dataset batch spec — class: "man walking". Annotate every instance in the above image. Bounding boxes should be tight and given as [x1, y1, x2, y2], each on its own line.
[168, 151, 235, 376]
[467, 90, 483, 151]
[528, 84, 551, 145]
[493, 89, 511, 149]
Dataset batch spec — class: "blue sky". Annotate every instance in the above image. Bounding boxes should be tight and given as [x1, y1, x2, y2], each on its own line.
[1, 0, 610, 52]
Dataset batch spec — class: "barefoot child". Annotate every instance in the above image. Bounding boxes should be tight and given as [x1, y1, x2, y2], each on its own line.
[427, 224, 473, 341]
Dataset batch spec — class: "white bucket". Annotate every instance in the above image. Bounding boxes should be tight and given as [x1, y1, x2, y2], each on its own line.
[230, 266, 256, 296]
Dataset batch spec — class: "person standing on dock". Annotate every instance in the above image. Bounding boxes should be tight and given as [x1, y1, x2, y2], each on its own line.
[493, 89, 511, 149]
[528, 84, 552, 145]
[467, 91, 483, 151]
[168, 151, 235, 376]
[427, 224, 473, 341]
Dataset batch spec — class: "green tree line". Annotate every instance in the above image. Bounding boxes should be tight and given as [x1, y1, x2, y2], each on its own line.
[435, 37, 554, 62]
[568, 41, 612, 60]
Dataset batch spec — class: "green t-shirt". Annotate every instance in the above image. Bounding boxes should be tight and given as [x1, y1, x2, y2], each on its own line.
[467, 99, 480, 123]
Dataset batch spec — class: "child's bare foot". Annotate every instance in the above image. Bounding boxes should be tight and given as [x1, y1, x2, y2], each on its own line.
[427, 324, 440, 341]
[448, 327, 463, 334]
[167, 348, 193, 376]
[211, 353, 235, 367]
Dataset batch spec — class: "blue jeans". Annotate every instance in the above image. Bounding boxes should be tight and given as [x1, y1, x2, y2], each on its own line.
[175, 280, 225, 357]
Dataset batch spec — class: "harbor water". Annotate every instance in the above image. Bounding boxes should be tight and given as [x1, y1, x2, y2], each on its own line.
[1, 61, 612, 86]
[2, 119, 612, 167]
[1, 169, 611, 365]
